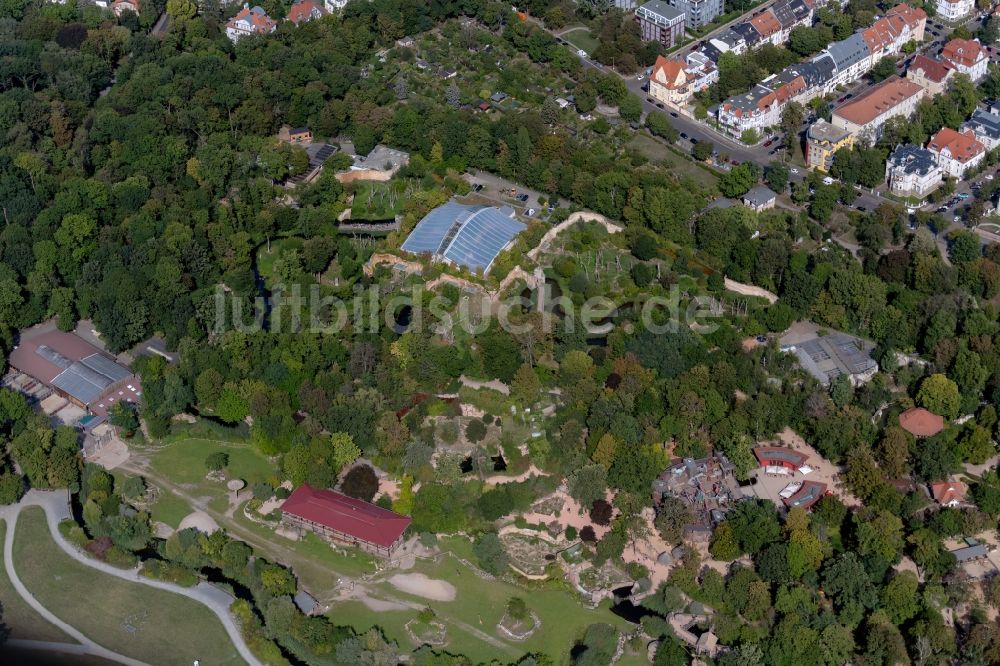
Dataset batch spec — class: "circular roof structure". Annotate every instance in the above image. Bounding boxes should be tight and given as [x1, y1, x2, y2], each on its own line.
[227, 479, 245, 491]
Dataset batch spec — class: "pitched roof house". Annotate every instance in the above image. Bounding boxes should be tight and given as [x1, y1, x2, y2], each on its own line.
[941, 38, 988, 81]
[749, 10, 783, 46]
[225, 5, 277, 42]
[286, 0, 325, 25]
[906, 54, 954, 95]
[929, 480, 967, 507]
[927, 127, 986, 179]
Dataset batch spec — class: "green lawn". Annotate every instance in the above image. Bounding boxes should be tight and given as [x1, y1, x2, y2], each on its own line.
[562, 28, 599, 56]
[0, 520, 76, 643]
[149, 438, 275, 494]
[13, 508, 243, 666]
[149, 491, 194, 529]
[334, 535, 634, 663]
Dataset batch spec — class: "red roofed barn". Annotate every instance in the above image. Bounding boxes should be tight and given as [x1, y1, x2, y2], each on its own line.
[281, 484, 411, 558]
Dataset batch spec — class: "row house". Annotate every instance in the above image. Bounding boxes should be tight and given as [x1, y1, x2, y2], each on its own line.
[718, 66, 811, 135]
[718, 3, 925, 134]
[830, 76, 926, 142]
[635, 0, 686, 49]
[927, 127, 986, 178]
[941, 38, 989, 82]
[225, 4, 277, 42]
[648, 53, 719, 106]
[706, 0, 813, 57]
[885, 145, 943, 198]
[906, 54, 955, 96]
[962, 108, 1000, 151]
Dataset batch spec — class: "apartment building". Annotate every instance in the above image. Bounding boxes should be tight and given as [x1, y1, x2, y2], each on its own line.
[668, 0, 723, 29]
[962, 108, 1000, 151]
[941, 38, 989, 82]
[885, 145, 943, 198]
[831, 77, 926, 142]
[806, 120, 854, 172]
[927, 127, 986, 178]
[648, 53, 720, 106]
[906, 54, 954, 95]
[636, 0, 686, 49]
[936, 0, 974, 22]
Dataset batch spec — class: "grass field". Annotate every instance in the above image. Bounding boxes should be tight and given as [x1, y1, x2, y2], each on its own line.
[629, 134, 720, 187]
[13, 508, 243, 666]
[0, 520, 75, 643]
[149, 438, 274, 492]
[562, 28, 599, 56]
[333, 535, 634, 663]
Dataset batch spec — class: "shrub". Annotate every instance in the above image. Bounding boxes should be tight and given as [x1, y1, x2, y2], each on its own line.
[565, 525, 578, 541]
[204, 452, 229, 472]
[465, 419, 488, 443]
[252, 482, 273, 501]
[580, 525, 597, 543]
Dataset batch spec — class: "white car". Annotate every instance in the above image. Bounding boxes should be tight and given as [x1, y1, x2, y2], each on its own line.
[790, 167, 799, 175]
[987, 174, 995, 181]
[577, 49, 587, 58]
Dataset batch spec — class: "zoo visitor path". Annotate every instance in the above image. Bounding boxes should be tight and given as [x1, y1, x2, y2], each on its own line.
[0, 489, 261, 666]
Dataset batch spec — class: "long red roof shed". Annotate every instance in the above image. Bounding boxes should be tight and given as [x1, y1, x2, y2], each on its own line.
[281, 484, 411, 549]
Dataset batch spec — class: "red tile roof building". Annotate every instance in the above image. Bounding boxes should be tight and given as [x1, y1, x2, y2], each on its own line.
[906, 54, 954, 95]
[286, 0, 325, 25]
[749, 10, 782, 45]
[941, 38, 988, 81]
[281, 484, 411, 557]
[831, 77, 925, 141]
[225, 5, 278, 42]
[898, 407, 944, 438]
[927, 127, 986, 179]
[930, 480, 967, 507]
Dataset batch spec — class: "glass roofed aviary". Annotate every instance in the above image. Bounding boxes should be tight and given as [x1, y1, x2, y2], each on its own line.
[400, 202, 526, 274]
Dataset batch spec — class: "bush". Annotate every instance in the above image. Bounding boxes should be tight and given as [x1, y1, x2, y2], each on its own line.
[580, 525, 597, 543]
[252, 482, 274, 501]
[275, 486, 291, 500]
[565, 525, 578, 541]
[205, 451, 229, 472]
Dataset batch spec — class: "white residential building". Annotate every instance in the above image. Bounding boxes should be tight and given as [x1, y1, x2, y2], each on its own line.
[885, 145, 942, 198]
[936, 0, 974, 22]
[225, 5, 277, 41]
[941, 38, 989, 82]
[927, 127, 986, 179]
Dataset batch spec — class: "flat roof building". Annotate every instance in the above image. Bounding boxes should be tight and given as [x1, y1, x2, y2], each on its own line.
[9, 327, 138, 418]
[806, 120, 854, 172]
[401, 202, 526, 275]
[281, 484, 411, 558]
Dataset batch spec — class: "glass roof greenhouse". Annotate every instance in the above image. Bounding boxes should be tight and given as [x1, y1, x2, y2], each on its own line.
[400, 202, 526, 274]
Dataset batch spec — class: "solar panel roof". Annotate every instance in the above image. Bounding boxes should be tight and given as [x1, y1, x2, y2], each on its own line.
[401, 202, 526, 274]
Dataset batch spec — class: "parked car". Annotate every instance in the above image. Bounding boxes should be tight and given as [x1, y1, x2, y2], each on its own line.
[790, 167, 799, 175]
[526, 208, 535, 216]
[857, 206, 866, 212]
[517, 193, 530, 202]
[472, 183, 484, 192]
[680, 132, 688, 139]
[655, 103, 664, 109]
[669, 111, 678, 117]
[986, 174, 995, 180]
[957, 192, 971, 200]
[763, 139, 774, 147]
[577, 49, 587, 57]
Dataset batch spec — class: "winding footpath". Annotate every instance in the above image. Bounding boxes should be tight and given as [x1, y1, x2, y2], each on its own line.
[0, 489, 261, 666]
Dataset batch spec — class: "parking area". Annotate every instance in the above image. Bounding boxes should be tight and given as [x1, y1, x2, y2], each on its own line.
[463, 170, 563, 221]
